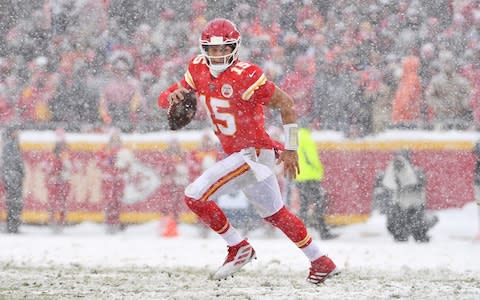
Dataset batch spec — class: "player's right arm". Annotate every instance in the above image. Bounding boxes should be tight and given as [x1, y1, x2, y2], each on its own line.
[268, 85, 300, 180]
[268, 86, 297, 125]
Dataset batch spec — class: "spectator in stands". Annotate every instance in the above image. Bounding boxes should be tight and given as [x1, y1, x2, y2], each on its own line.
[280, 55, 315, 125]
[0, 99, 13, 126]
[295, 2, 323, 42]
[418, 43, 438, 90]
[345, 68, 373, 138]
[6, 9, 51, 62]
[108, 0, 144, 38]
[1, 0, 480, 132]
[461, 48, 480, 130]
[54, 37, 91, 81]
[47, 0, 75, 36]
[70, 0, 108, 50]
[134, 43, 163, 79]
[0, 73, 15, 124]
[103, 17, 130, 54]
[391, 54, 423, 129]
[249, 34, 272, 66]
[1, 125, 25, 234]
[380, 149, 437, 242]
[418, 17, 443, 46]
[99, 51, 145, 132]
[423, 1, 452, 30]
[52, 60, 100, 131]
[281, 31, 305, 72]
[425, 50, 472, 130]
[441, 14, 470, 59]
[190, 0, 208, 33]
[17, 56, 58, 129]
[263, 46, 286, 85]
[418, 43, 438, 123]
[0, 55, 22, 104]
[315, 49, 357, 133]
[360, 55, 393, 134]
[394, 6, 424, 57]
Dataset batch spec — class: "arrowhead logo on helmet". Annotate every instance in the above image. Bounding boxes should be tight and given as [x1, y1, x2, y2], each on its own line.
[199, 18, 241, 73]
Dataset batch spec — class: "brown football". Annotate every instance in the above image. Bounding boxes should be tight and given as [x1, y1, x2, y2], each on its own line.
[167, 90, 197, 130]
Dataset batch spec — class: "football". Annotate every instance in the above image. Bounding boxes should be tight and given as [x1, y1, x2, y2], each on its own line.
[167, 90, 197, 130]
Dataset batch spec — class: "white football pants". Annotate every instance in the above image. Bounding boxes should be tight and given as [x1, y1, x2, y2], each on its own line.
[185, 148, 284, 218]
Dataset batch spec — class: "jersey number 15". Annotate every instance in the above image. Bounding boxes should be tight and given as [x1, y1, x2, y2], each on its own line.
[199, 95, 237, 136]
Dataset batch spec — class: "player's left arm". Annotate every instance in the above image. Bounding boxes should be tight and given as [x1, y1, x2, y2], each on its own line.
[158, 60, 198, 109]
[268, 85, 299, 179]
[157, 80, 191, 109]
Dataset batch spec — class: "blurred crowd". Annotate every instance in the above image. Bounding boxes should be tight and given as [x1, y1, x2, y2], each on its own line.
[1, 0, 480, 136]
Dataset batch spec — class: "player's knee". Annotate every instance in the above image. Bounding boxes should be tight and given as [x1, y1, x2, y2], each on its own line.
[185, 183, 201, 200]
[264, 206, 287, 225]
[184, 196, 208, 212]
[184, 196, 197, 208]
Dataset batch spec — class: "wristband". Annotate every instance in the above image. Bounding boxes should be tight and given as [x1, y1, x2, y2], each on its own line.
[283, 123, 299, 151]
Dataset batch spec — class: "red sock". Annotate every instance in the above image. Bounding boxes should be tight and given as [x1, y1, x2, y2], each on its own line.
[184, 196, 230, 234]
[265, 206, 312, 249]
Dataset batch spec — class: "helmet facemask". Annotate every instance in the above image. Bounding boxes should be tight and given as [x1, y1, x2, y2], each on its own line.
[200, 39, 241, 73]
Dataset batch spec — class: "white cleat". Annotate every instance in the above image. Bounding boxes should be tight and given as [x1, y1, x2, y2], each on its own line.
[212, 240, 256, 280]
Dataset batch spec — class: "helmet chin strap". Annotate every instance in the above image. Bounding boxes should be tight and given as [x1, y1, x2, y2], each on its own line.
[208, 63, 229, 77]
[210, 69, 221, 78]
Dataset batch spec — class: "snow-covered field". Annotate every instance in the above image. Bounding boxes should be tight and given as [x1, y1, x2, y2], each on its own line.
[1, 203, 480, 300]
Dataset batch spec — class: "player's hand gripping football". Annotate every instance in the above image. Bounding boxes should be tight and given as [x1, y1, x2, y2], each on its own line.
[167, 86, 198, 130]
[167, 86, 190, 105]
[278, 150, 299, 179]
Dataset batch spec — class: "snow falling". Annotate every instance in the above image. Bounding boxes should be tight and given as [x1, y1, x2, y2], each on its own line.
[1, 1, 480, 299]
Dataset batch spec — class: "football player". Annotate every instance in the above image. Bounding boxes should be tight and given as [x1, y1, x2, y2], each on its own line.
[158, 18, 338, 284]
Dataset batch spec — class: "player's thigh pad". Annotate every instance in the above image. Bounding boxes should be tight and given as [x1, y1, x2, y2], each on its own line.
[184, 152, 259, 200]
[242, 174, 284, 218]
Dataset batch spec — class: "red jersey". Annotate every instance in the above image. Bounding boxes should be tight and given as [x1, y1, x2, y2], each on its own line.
[173, 56, 276, 154]
[158, 55, 275, 154]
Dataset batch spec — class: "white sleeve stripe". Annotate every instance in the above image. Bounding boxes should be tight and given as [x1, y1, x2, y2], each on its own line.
[241, 73, 267, 101]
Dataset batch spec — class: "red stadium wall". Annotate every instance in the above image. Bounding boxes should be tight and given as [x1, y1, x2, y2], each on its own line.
[0, 131, 477, 225]
[320, 148, 475, 221]
[317, 137, 476, 224]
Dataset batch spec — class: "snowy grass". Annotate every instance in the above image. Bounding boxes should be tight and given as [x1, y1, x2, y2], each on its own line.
[1, 203, 480, 299]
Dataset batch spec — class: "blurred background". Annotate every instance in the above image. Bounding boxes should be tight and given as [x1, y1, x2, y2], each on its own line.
[0, 0, 480, 237]
[0, 0, 479, 134]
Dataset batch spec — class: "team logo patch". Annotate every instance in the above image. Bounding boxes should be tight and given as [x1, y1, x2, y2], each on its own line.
[221, 84, 234, 98]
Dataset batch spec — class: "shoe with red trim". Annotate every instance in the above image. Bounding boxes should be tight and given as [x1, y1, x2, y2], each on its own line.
[307, 255, 339, 284]
[212, 240, 256, 280]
